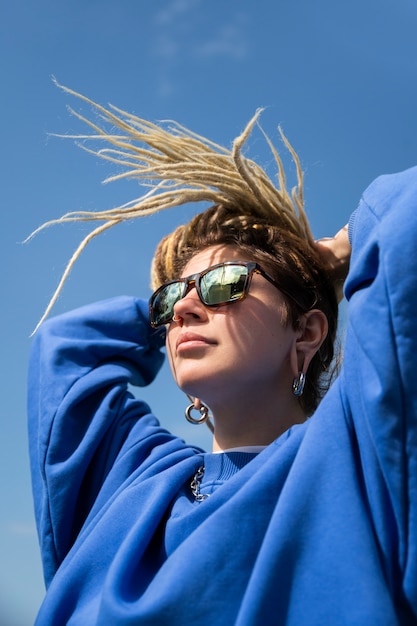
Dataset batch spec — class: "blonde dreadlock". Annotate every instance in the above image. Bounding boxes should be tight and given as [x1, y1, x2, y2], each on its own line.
[29, 80, 314, 332]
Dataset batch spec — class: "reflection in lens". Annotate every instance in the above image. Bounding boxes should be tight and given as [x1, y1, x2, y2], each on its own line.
[201, 265, 248, 305]
[155, 282, 184, 324]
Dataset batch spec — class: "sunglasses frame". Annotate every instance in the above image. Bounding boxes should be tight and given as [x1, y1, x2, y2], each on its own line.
[149, 261, 297, 328]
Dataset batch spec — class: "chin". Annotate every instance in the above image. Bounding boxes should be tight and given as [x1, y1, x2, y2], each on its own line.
[176, 375, 218, 405]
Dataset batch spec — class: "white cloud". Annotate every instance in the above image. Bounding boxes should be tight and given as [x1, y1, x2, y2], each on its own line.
[154, 0, 201, 26]
[150, 3, 249, 97]
[196, 22, 248, 61]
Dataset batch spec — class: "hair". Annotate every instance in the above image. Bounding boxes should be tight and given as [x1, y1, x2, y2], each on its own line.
[29, 80, 339, 412]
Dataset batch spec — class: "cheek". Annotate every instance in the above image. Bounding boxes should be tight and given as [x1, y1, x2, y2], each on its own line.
[235, 304, 286, 342]
[235, 310, 295, 361]
[165, 330, 177, 375]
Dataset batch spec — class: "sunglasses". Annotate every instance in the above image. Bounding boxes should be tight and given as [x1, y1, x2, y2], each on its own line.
[149, 261, 291, 328]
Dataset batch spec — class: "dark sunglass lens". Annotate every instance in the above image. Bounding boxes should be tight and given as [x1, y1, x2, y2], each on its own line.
[200, 265, 249, 305]
[152, 282, 185, 325]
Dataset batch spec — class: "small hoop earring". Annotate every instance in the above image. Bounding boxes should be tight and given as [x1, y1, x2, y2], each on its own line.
[292, 372, 306, 397]
[185, 402, 209, 425]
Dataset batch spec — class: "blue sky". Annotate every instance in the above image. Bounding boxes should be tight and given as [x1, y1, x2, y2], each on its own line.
[1, 1, 417, 623]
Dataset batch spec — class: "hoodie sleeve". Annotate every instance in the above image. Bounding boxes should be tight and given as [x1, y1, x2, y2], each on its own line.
[27, 296, 168, 583]
[343, 165, 417, 613]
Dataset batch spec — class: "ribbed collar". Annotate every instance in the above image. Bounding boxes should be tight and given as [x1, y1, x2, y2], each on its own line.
[201, 451, 259, 486]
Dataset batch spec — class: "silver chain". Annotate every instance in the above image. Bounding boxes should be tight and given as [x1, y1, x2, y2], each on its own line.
[190, 465, 209, 502]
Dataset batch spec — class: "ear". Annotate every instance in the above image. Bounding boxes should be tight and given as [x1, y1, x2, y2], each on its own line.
[292, 309, 328, 374]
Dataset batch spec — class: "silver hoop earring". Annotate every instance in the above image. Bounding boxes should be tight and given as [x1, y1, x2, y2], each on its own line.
[185, 402, 209, 425]
[292, 372, 306, 397]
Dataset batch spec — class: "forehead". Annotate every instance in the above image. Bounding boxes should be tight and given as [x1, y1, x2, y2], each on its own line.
[181, 245, 253, 277]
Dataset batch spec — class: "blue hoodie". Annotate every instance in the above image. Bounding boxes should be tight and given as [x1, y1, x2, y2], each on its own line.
[28, 167, 417, 625]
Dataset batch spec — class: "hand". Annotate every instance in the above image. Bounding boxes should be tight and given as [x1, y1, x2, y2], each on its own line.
[316, 224, 351, 303]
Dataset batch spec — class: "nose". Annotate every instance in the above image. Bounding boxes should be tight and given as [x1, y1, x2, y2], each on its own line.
[172, 286, 208, 325]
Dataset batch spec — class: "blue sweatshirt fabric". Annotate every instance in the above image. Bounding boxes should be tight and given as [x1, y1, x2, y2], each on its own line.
[28, 167, 417, 625]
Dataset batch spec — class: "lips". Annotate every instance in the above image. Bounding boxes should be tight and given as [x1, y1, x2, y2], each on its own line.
[176, 332, 215, 351]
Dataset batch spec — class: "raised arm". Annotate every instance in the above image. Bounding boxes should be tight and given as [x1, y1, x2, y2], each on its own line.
[340, 166, 417, 614]
[28, 296, 166, 583]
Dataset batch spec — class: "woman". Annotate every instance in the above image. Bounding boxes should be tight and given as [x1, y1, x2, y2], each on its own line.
[28, 86, 417, 624]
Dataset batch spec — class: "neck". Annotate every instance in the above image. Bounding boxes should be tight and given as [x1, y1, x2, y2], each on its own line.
[209, 392, 306, 453]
